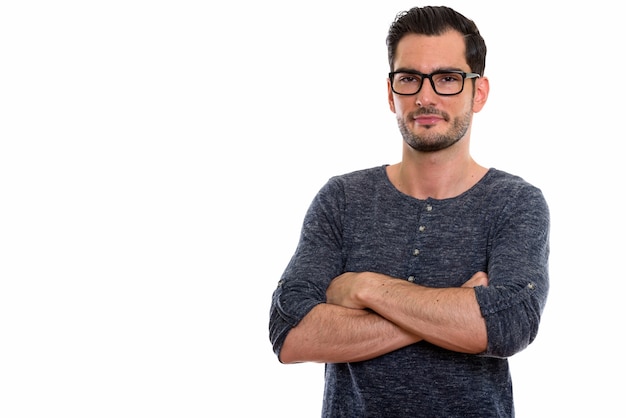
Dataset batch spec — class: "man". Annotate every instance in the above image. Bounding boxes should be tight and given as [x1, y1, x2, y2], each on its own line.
[269, 5, 549, 417]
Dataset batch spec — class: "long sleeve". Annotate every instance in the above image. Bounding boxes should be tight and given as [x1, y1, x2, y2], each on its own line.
[269, 178, 346, 357]
[475, 181, 550, 358]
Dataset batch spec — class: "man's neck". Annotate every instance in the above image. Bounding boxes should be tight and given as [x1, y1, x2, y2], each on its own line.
[386, 145, 487, 200]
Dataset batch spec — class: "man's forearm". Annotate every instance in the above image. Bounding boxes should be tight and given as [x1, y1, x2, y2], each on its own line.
[279, 303, 421, 364]
[355, 275, 488, 353]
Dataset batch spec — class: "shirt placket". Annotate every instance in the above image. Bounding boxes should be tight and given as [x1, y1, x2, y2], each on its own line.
[407, 200, 433, 283]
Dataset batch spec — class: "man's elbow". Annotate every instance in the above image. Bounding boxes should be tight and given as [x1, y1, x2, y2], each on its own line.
[482, 319, 540, 358]
[276, 329, 306, 364]
[458, 327, 488, 354]
[468, 333, 488, 354]
[277, 341, 297, 364]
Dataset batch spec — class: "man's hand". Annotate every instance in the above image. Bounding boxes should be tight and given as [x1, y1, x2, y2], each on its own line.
[462, 271, 489, 288]
[326, 272, 377, 309]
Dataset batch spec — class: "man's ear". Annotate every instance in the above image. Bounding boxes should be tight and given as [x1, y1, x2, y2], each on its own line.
[387, 78, 397, 113]
[472, 76, 489, 113]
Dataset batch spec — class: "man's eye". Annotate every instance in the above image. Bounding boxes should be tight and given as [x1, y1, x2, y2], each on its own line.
[399, 76, 419, 83]
[438, 74, 462, 83]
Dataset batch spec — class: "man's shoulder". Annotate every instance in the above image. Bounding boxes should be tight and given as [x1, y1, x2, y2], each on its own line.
[484, 168, 541, 192]
[482, 168, 548, 208]
[320, 165, 390, 201]
[326, 165, 388, 190]
[331, 165, 387, 182]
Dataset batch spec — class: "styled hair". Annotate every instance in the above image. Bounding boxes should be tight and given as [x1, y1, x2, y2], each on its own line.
[386, 6, 487, 75]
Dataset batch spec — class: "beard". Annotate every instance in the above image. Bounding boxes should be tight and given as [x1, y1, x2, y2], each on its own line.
[397, 107, 472, 153]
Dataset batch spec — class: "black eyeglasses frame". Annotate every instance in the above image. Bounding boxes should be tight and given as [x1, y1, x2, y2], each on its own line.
[388, 70, 480, 96]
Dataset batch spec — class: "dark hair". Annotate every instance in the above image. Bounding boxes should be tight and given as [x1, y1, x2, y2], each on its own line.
[386, 6, 487, 75]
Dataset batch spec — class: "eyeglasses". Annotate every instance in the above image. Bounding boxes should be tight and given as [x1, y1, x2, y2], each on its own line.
[389, 70, 480, 96]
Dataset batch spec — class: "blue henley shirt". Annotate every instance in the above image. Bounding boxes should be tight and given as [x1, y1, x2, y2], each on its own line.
[269, 165, 550, 417]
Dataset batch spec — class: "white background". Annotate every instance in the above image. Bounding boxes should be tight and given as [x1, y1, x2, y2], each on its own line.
[1, 1, 623, 416]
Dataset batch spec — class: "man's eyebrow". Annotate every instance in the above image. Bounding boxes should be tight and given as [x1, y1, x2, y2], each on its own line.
[393, 66, 465, 73]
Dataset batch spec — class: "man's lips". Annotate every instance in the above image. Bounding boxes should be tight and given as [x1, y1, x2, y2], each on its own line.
[414, 115, 443, 125]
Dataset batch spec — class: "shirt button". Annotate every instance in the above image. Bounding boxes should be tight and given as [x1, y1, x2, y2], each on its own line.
[413, 249, 420, 256]
[418, 225, 426, 232]
[407, 276, 415, 282]
[426, 204, 433, 211]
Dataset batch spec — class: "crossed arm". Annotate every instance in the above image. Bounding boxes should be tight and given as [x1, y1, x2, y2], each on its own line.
[279, 271, 488, 364]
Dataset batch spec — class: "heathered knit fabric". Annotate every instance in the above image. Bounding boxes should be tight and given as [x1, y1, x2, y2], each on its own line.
[269, 165, 550, 418]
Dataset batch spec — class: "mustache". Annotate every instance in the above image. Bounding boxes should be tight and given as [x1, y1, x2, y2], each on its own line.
[410, 108, 449, 121]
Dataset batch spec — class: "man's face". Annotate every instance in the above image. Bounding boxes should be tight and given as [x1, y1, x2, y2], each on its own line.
[387, 31, 487, 153]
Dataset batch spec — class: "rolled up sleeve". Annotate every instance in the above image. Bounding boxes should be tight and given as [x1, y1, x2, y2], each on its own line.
[475, 185, 550, 358]
[268, 179, 345, 358]
[269, 278, 325, 357]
